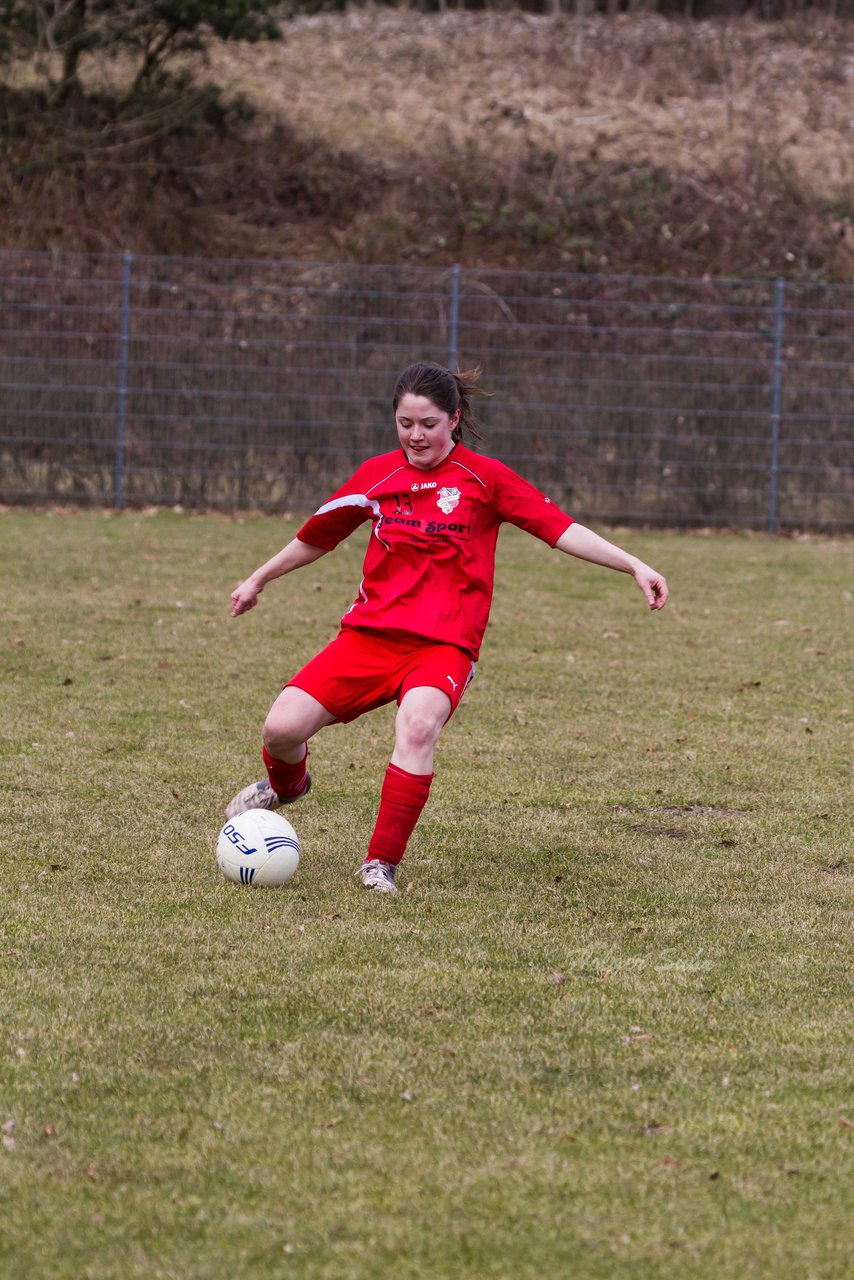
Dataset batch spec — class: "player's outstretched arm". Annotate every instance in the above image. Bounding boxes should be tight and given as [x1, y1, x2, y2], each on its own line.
[230, 537, 329, 617]
[555, 523, 669, 611]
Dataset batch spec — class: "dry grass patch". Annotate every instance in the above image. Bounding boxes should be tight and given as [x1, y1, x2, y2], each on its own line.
[200, 11, 852, 199]
[2, 12, 852, 275]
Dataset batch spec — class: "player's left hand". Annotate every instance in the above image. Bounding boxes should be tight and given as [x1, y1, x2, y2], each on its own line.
[635, 566, 669, 610]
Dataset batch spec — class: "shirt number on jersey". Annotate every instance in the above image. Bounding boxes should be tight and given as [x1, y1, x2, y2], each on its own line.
[392, 493, 414, 516]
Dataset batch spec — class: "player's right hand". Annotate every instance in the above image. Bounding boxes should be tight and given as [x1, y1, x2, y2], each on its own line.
[230, 579, 261, 616]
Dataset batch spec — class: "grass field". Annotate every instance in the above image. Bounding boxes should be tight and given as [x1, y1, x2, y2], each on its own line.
[1, 511, 851, 1280]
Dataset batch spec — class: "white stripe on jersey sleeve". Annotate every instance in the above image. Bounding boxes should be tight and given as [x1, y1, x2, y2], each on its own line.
[313, 493, 382, 520]
[312, 493, 390, 550]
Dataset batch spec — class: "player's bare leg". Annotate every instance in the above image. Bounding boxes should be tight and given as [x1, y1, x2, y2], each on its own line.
[263, 686, 336, 760]
[391, 685, 452, 774]
[225, 688, 335, 819]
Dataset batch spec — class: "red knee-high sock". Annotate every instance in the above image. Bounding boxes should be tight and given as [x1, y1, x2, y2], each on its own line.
[367, 762, 433, 866]
[262, 745, 309, 800]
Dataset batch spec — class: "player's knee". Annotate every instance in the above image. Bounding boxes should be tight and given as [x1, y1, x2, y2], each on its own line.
[262, 713, 302, 756]
[396, 709, 442, 755]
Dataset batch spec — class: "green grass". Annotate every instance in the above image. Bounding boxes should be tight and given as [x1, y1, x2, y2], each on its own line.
[1, 511, 851, 1280]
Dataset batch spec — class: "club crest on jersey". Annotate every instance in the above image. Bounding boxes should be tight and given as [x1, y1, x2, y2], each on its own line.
[437, 486, 461, 514]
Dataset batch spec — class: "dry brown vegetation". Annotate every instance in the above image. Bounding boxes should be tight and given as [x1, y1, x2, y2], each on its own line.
[2, 9, 853, 278]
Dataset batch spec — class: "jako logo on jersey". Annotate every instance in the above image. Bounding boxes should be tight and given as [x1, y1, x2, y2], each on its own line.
[411, 480, 437, 492]
[437, 486, 461, 514]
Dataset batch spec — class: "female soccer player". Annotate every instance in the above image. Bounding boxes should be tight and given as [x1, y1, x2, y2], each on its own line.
[227, 362, 668, 893]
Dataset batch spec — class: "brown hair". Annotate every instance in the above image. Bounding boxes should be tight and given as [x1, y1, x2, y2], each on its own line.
[392, 362, 487, 444]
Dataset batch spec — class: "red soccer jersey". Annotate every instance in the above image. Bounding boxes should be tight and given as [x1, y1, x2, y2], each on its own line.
[296, 443, 574, 660]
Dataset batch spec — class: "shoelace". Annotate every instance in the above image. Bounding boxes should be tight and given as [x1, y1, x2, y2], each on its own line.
[355, 860, 396, 886]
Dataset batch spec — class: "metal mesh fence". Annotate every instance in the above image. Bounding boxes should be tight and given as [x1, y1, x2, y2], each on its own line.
[1, 250, 851, 529]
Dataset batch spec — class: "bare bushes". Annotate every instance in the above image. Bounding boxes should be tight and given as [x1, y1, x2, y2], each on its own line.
[0, 81, 375, 257]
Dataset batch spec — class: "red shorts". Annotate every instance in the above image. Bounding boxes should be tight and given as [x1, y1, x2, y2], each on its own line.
[287, 627, 476, 724]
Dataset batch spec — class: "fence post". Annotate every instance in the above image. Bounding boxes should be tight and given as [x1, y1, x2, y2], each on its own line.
[767, 276, 786, 534]
[114, 249, 133, 510]
[448, 263, 461, 369]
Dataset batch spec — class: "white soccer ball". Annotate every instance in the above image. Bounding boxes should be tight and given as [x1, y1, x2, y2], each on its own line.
[216, 809, 300, 887]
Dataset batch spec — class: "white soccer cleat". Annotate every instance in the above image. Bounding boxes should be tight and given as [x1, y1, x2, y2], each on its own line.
[225, 780, 280, 821]
[224, 775, 310, 821]
[355, 859, 398, 894]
